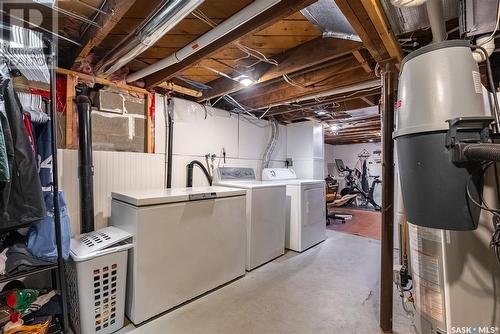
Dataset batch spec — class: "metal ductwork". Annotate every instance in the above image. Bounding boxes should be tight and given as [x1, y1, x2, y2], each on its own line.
[390, 0, 447, 42]
[126, 0, 281, 83]
[96, 0, 204, 76]
[383, 0, 458, 36]
[300, 0, 361, 41]
[262, 118, 279, 170]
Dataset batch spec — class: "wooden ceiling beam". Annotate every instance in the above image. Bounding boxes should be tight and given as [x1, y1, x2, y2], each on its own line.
[199, 37, 362, 101]
[334, 0, 402, 64]
[73, 0, 139, 62]
[237, 60, 375, 109]
[262, 90, 381, 117]
[143, 0, 317, 89]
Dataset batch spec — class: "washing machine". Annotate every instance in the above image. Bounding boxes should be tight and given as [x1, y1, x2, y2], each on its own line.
[262, 168, 326, 252]
[214, 167, 286, 271]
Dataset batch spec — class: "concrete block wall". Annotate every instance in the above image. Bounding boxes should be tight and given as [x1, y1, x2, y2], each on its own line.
[91, 90, 146, 152]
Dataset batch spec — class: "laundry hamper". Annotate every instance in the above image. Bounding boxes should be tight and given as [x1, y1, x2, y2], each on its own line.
[67, 226, 133, 334]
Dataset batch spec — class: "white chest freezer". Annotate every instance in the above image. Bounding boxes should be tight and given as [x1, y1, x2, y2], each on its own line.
[110, 186, 247, 325]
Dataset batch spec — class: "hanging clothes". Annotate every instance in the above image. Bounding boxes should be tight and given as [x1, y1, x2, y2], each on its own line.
[0, 79, 45, 228]
[0, 106, 9, 182]
[32, 120, 52, 191]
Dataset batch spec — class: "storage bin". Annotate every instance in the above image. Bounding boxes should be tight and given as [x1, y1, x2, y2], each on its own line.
[67, 226, 133, 334]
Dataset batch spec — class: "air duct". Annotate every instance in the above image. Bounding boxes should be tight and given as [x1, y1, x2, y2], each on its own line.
[262, 118, 279, 170]
[300, 0, 361, 42]
[96, 0, 204, 76]
[390, 0, 447, 42]
[126, 0, 281, 83]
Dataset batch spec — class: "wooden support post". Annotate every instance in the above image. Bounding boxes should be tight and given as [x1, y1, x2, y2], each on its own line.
[380, 63, 396, 333]
[145, 93, 154, 153]
[65, 74, 77, 148]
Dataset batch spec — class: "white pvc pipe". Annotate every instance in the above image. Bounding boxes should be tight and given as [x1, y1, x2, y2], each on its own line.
[426, 0, 447, 43]
[126, 0, 282, 83]
[473, 35, 495, 63]
[390, 0, 427, 7]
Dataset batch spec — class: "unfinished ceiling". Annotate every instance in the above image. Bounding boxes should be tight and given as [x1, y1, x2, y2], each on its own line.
[10, 0, 426, 144]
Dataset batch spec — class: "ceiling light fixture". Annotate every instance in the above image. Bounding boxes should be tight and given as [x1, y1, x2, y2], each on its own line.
[235, 75, 255, 87]
[330, 124, 341, 132]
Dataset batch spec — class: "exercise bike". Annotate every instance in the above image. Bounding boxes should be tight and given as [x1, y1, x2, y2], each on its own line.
[335, 159, 381, 211]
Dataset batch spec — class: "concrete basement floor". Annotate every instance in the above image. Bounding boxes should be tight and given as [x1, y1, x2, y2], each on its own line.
[120, 230, 414, 334]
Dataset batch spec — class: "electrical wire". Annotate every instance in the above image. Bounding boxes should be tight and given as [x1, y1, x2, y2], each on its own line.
[466, 162, 500, 265]
[282, 74, 307, 89]
[192, 9, 279, 68]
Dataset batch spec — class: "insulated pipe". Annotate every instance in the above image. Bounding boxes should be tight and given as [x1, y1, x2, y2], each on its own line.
[77, 94, 95, 233]
[97, 0, 204, 76]
[426, 0, 447, 43]
[126, 0, 281, 83]
[186, 160, 212, 187]
[166, 98, 174, 188]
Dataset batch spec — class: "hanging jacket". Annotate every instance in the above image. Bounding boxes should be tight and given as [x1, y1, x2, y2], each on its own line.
[32, 120, 52, 191]
[0, 104, 9, 182]
[0, 79, 45, 228]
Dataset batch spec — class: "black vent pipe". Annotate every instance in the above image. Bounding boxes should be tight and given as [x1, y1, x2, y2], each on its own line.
[77, 94, 95, 233]
[186, 160, 212, 187]
[166, 98, 174, 188]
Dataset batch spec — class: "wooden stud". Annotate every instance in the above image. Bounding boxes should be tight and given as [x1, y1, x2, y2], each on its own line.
[56, 67, 201, 97]
[360, 0, 403, 63]
[65, 74, 77, 148]
[145, 93, 154, 153]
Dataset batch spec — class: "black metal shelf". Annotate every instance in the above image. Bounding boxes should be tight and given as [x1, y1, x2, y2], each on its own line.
[0, 264, 59, 284]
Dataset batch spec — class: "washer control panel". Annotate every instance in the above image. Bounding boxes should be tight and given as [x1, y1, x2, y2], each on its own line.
[216, 167, 256, 180]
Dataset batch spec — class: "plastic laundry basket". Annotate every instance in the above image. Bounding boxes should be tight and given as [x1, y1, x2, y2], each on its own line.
[67, 226, 133, 334]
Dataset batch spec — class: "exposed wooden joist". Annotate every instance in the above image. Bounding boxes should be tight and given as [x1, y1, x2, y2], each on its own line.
[199, 37, 362, 101]
[352, 49, 373, 73]
[74, 0, 138, 60]
[361, 96, 377, 106]
[239, 65, 375, 109]
[56, 67, 201, 97]
[264, 89, 381, 117]
[259, 38, 362, 82]
[334, 0, 402, 64]
[143, 0, 317, 89]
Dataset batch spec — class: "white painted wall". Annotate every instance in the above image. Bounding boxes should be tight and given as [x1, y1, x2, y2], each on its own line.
[58, 150, 166, 235]
[167, 97, 287, 188]
[324, 142, 382, 179]
[324, 142, 383, 204]
[59, 96, 287, 234]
